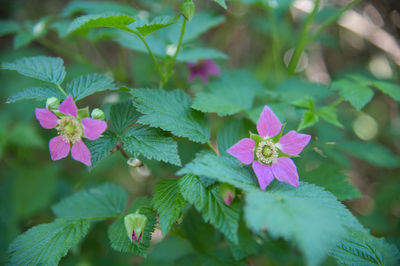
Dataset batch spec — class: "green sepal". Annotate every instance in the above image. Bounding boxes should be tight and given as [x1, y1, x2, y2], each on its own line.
[271, 122, 286, 143]
[77, 107, 90, 120]
[249, 131, 263, 144]
[278, 150, 296, 158]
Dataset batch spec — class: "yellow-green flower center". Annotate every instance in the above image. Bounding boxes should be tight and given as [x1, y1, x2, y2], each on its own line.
[57, 116, 82, 143]
[256, 140, 278, 165]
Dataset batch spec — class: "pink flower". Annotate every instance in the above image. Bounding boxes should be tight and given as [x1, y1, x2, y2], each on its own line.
[35, 95, 107, 166]
[227, 106, 311, 190]
[187, 59, 221, 84]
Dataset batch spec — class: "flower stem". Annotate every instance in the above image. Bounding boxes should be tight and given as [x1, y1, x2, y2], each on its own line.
[56, 84, 68, 97]
[207, 141, 219, 156]
[287, 0, 320, 75]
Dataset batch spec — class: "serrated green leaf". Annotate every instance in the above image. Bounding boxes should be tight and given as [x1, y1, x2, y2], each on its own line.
[245, 182, 358, 266]
[177, 47, 228, 62]
[109, 101, 140, 135]
[122, 125, 181, 166]
[132, 88, 210, 143]
[297, 110, 319, 131]
[130, 16, 178, 37]
[0, 20, 20, 36]
[2, 56, 66, 85]
[372, 80, 400, 101]
[108, 197, 156, 257]
[212, 0, 227, 9]
[217, 118, 253, 156]
[84, 131, 118, 168]
[317, 106, 343, 128]
[179, 174, 240, 244]
[304, 164, 360, 200]
[8, 218, 90, 265]
[6, 86, 65, 103]
[152, 179, 186, 235]
[68, 13, 135, 33]
[277, 78, 332, 103]
[292, 97, 315, 110]
[62, 1, 137, 17]
[178, 153, 258, 191]
[65, 73, 116, 101]
[52, 183, 127, 219]
[330, 228, 400, 265]
[337, 140, 400, 168]
[331, 78, 374, 110]
[192, 70, 260, 116]
[228, 223, 260, 261]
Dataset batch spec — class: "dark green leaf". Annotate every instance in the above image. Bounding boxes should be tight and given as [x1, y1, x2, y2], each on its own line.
[65, 73, 116, 101]
[372, 80, 400, 102]
[6, 86, 65, 103]
[130, 16, 178, 37]
[62, 1, 137, 17]
[110, 101, 140, 135]
[217, 118, 253, 156]
[84, 131, 118, 168]
[68, 13, 135, 33]
[331, 78, 374, 110]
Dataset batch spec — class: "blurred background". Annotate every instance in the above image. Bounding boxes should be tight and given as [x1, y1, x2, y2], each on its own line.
[0, 0, 399, 265]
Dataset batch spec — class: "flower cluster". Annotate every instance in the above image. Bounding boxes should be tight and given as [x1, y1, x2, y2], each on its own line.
[227, 106, 311, 190]
[187, 59, 220, 83]
[35, 95, 107, 166]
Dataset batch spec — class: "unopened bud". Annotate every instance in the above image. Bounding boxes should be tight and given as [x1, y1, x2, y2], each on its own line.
[127, 158, 143, 168]
[219, 183, 236, 205]
[179, 0, 195, 21]
[46, 97, 60, 110]
[124, 212, 147, 243]
[91, 108, 105, 120]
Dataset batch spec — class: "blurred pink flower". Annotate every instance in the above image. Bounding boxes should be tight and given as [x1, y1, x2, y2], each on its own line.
[227, 106, 311, 190]
[187, 59, 221, 83]
[35, 95, 107, 166]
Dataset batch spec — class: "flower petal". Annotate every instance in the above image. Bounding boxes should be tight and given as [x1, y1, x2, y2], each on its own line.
[71, 140, 91, 166]
[252, 161, 274, 190]
[204, 59, 221, 76]
[58, 95, 77, 117]
[227, 138, 255, 164]
[35, 108, 58, 129]
[257, 106, 282, 138]
[49, 136, 70, 161]
[278, 130, 311, 156]
[81, 118, 107, 140]
[271, 157, 299, 187]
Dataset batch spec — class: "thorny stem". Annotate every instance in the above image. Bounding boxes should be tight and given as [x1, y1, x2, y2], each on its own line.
[207, 141, 219, 156]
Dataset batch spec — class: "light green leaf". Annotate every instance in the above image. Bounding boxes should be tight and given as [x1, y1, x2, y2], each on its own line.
[317, 106, 343, 128]
[304, 164, 360, 200]
[297, 110, 319, 131]
[108, 197, 156, 256]
[84, 131, 119, 168]
[192, 70, 260, 116]
[65, 73, 116, 101]
[152, 179, 186, 235]
[330, 228, 400, 265]
[177, 47, 228, 62]
[337, 141, 400, 168]
[178, 153, 258, 191]
[245, 182, 357, 266]
[62, 1, 137, 17]
[292, 97, 315, 110]
[132, 88, 210, 143]
[2, 56, 66, 85]
[179, 174, 240, 244]
[372, 80, 400, 102]
[122, 125, 181, 166]
[6, 86, 65, 103]
[8, 218, 90, 265]
[212, 0, 227, 9]
[130, 16, 178, 37]
[217, 118, 253, 156]
[331, 78, 374, 110]
[0, 20, 20, 36]
[52, 183, 127, 219]
[68, 13, 135, 33]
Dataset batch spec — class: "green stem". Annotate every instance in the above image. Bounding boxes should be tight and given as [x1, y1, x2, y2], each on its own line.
[163, 18, 187, 88]
[56, 84, 68, 97]
[287, 0, 320, 75]
[330, 96, 344, 107]
[207, 141, 219, 156]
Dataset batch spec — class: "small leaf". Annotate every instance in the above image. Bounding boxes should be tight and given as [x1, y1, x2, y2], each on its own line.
[52, 183, 128, 219]
[84, 131, 119, 168]
[132, 88, 210, 143]
[317, 106, 343, 128]
[65, 73, 116, 101]
[212, 0, 227, 9]
[152, 179, 186, 235]
[6, 86, 65, 103]
[130, 16, 178, 37]
[331, 78, 374, 110]
[2, 56, 66, 85]
[372, 80, 400, 102]
[122, 125, 181, 166]
[68, 13, 135, 33]
[277, 78, 332, 103]
[297, 110, 319, 131]
[109, 101, 140, 135]
[292, 97, 315, 110]
[8, 218, 90, 265]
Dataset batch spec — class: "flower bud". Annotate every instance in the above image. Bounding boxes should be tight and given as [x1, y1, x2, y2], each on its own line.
[91, 108, 105, 120]
[219, 183, 236, 205]
[127, 158, 144, 168]
[124, 213, 147, 243]
[179, 0, 195, 21]
[46, 97, 60, 110]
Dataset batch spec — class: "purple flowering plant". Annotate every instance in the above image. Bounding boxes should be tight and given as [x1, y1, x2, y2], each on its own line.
[2, 0, 400, 265]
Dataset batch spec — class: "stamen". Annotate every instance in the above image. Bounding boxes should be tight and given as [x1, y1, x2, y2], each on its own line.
[256, 140, 278, 165]
[56, 116, 83, 143]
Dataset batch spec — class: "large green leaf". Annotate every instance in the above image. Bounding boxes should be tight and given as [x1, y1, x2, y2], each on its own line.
[65, 73, 116, 100]
[6, 86, 65, 103]
[62, 1, 137, 17]
[122, 125, 181, 166]
[192, 70, 260, 116]
[152, 179, 186, 235]
[2, 56, 66, 85]
[108, 197, 156, 256]
[84, 131, 119, 168]
[132, 89, 210, 143]
[245, 182, 361, 266]
[52, 183, 128, 219]
[68, 13, 135, 33]
[109, 101, 140, 135]
[130, 16, 178, 37]
[331, 78, 374, 110]
[179, 174, 240, 244]
[178, 153, 257, 191]
[217, 118, 253, 156]
[8, 218, 90, 265]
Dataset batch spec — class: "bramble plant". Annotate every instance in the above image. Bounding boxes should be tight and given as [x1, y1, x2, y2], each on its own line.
[1, 0, 400, 265]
